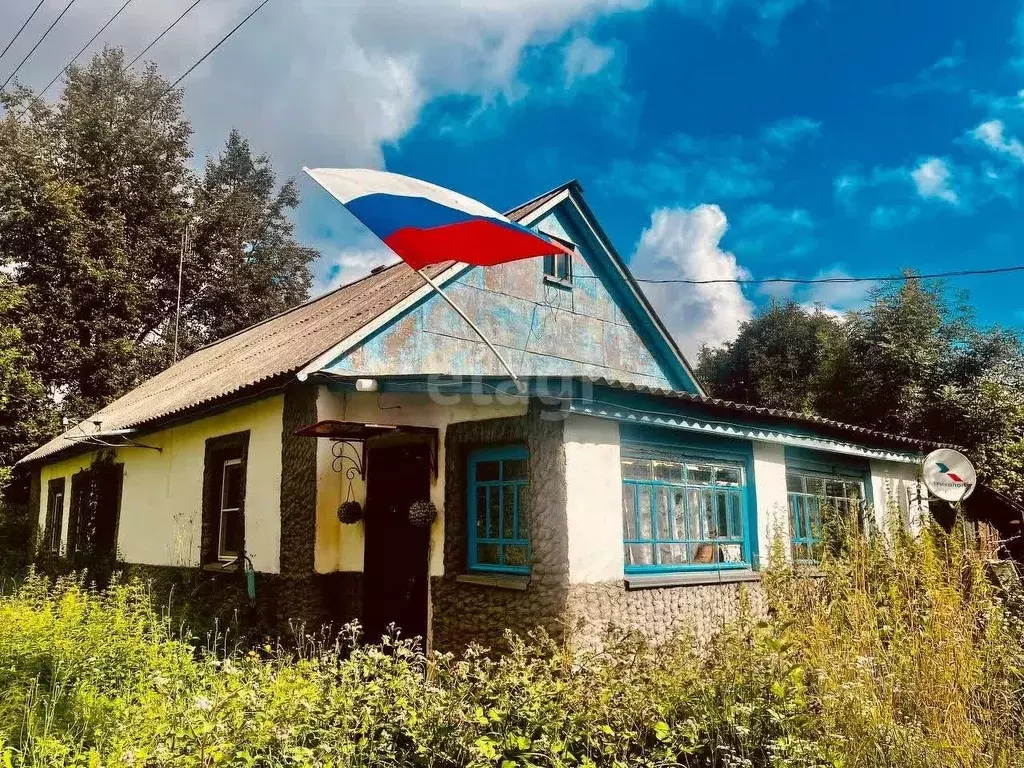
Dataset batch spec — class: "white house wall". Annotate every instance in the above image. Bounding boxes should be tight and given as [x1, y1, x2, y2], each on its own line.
[560, 416, 930, 585]
[37, 396, 285, 573]
[314, 386, 528, 577]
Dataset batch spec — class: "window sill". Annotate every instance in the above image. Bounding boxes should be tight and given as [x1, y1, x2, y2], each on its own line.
[202, 561, 240, 573]
[542, 275, 573, 290]
[456, 572, 530, 591]
[625, 569, 760, 590]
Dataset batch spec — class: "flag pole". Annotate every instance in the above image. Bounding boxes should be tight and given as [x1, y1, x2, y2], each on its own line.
[414, 268, 524, 394]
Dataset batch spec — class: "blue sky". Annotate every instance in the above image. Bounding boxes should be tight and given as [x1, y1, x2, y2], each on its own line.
[4, 0, 1022, 353]
[291, 0, 1024, 352]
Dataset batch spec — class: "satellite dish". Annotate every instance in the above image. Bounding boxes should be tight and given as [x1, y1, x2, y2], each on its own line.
[922, 448, 977, 503]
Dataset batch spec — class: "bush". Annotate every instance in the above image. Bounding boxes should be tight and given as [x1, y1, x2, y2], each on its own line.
[0, 521, 1021, 767]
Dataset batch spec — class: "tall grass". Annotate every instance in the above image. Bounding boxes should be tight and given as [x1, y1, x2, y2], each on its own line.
[0, 519, 1021, 767]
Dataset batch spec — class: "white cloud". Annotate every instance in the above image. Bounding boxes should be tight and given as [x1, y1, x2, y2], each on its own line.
[972, 119, 1024, 163]
[798, 266, 874, 314]
[761, 116, 821, 147]
[911, 157, 958, 204]
[630, 205, 753, 356]
[318, 245, 397, 292]
[562, 36, 615, 85]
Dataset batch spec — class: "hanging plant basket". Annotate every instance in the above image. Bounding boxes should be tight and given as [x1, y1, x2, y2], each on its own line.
[408, 500, 437, 528]
[337, 500, 363, 524]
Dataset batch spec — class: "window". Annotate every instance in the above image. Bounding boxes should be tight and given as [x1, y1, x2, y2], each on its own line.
[218, 458, 245, 560]
[202, 431, 249, 565]
[785, 472, 864, 564]
[67, 462, 123, 559]
[467, 446, 530, 573]
[621, 452, 750, 572]
[543, 251, 572, 284]
[45, 479, 65, 553]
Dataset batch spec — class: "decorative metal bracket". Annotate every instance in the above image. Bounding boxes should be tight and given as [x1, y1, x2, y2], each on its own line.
[331, 439, 366, 481]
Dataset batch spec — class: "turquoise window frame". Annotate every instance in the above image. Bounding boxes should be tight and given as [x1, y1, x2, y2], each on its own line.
[620, 427, 758, 574]
[784, 448, 872, 564]
[467, 445, 531, 574]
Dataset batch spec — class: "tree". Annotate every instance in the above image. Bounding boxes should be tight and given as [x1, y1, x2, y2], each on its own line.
[176, 130, 315, 352]
[697, 278, 1024, 502]
[696, 301, 839, 412]
[0, 48, 319, 427]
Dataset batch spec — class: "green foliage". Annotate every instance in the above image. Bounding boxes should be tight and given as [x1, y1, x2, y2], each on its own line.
[697, 280, 1024, 502]
[0, 48, 318, 426]
[0, 527, 1021, 767]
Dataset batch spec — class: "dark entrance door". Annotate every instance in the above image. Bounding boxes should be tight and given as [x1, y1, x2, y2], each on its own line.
[362, 441, 432, 645]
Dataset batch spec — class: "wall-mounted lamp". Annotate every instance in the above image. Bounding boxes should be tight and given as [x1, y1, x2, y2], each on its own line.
[355, 378, 378, 392]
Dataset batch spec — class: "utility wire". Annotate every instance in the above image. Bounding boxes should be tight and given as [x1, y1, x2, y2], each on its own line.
[0, 0, 47, 64]
[151, 0, 272, 103]
[125, 0, 207, 70]
[579, 264, 1024, 286]
[36, 0, 137, 99]
[1, 0, 79, 92]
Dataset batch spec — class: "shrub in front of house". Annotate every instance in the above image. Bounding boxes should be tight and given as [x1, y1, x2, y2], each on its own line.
[0, 520, 1021, 768]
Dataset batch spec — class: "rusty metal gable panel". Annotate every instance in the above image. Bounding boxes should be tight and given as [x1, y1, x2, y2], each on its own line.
[321, 205, 674, 387]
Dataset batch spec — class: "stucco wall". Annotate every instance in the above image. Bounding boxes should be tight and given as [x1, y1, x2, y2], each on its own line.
[314, 386, 529, 576]
[870, 459, 929, 532]
[564, 415, 624, 584]
[37, 396, 284, 573]
[322, 208, 673, 388]
[752, 441, 791, 563]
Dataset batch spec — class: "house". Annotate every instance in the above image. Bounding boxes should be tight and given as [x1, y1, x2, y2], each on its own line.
[18, 180, 945, 651]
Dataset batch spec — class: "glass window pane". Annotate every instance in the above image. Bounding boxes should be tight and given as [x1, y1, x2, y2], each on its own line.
[655, 487, 671, 540]
[503, 458, 528, 481]
[625, 543, 654, 566]
[221, 508, 243, 556]
[504, 544, 529, 567]
[501, 486, 514, 538]
[672, 490, 687, 541]
[805, 477, 826, 496]
[691, 542, 716, 564]
[720, 543, 744, 563]
[222, 462, 244, 510]
[516, 485, 530, 539]
[658, 543, 688, 566]
[716, 467, 742, 487]
[487, 488, 500, 538]
[786, 473, 804, 494]
[475, 486, 488, 538]
[790, 496, 803, 540]
[653, 460, 683, 483]
[686, 489, 701, 540]
[825, 480, 847, 498]
[475, 460, 499, 482]
[476, 543, 499, 564]
[638, 488, 653, 538]
[621, 458, 651, 480]
[621, 485, 638, 539]
[687, 464, 713, 485]
[714, 492, 729, 538]
[729, 494, 742, 539]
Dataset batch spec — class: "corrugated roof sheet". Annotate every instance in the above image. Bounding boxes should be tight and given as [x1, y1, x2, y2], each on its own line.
[581, 376, 959, 452]
[19, 187, 567, 465]
[20, 261, 453, 464]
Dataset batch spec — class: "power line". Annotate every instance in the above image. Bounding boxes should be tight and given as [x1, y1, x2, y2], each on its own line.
[1, 0, 79, 92]
[586, 264, 1024, 286]
[36, 0, 137, 99]
[125, 0, 207, 70]
[151, 0, 272, 103]
[0, 0, 47, 64]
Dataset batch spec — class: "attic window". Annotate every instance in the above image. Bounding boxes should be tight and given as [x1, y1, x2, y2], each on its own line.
[543, 252, 572, 285]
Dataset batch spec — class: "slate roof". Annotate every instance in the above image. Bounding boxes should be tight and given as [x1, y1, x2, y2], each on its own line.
[19, 186, 572, 465]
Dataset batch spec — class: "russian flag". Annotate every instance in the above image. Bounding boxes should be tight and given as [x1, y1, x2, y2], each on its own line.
[304, 168, 569, 270]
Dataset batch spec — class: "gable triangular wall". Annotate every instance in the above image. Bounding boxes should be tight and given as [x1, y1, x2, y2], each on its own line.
[315, 194, 700, 392]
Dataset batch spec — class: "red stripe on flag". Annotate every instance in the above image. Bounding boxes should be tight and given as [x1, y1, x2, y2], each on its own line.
[383, 219, 567, 270]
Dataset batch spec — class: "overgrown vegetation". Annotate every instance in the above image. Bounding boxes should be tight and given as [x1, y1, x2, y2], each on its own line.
[0, 520, 1020, 767]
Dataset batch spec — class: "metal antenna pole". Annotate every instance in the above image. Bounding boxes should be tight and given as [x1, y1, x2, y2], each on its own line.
[414, 268, 524, 394]
[173, 221, 188, 362]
